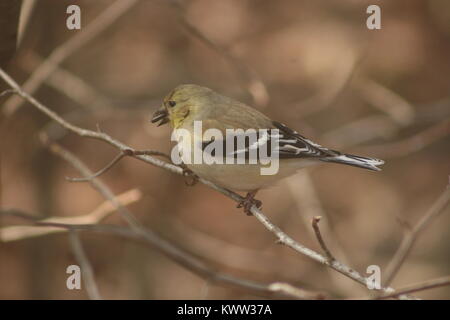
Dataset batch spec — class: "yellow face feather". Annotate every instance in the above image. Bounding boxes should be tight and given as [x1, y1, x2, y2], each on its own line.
[152, 84, 272, 130]
[153, 84, 211, 128]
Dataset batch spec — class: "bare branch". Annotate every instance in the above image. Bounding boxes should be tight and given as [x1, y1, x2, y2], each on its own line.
[17, 0, 37, 47]
[356, 78, 415, 126]
[311, 216, 335, 262]
[0, 88, 16, 97]
[1, 210, 322, 300]
[0, 67, 187, 178]
[376, 276, 450, 299]
[383, 184, 450, 286]
[3, 0, 139, 115]
[66, 152, 127, 182]
[0, 189, 141, 242]
[66, 149, 172, 182]
[44, 139, 142, 230]
[268, 282, 325, 300]
[130, 150, 172, 160]
[20, 53, 114, 111]
[68, 230, 102, 300]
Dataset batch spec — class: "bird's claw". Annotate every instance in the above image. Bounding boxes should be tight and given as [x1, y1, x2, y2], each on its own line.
[181, 166, 198, 186]
[237, 193, 262, 216]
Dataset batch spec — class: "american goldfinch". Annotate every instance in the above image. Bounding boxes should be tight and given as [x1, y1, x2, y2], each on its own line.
[152, 84, 384, 214]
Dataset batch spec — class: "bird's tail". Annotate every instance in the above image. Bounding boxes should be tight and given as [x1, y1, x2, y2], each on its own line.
[320, 153, 385, 171]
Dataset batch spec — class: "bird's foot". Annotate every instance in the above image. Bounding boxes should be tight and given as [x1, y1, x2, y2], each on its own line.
[237, 191, 262, 216]
[181, 165, 198, 186]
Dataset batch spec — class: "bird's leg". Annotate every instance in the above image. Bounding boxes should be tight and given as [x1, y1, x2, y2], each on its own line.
[237, 190, 262, 216]
[179, 163, 199, 186]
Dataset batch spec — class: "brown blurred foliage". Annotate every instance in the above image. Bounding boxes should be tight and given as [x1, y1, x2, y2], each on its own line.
[0, 0, 449, 299]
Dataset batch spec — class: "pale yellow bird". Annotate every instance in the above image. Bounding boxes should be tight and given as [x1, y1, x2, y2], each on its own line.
[152, 84, 384, 214]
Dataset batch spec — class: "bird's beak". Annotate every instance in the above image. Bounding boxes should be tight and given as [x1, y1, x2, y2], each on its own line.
[151, 107, 169, 126]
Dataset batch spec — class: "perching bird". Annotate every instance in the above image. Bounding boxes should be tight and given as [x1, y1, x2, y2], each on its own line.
[152, 84, 384, 214]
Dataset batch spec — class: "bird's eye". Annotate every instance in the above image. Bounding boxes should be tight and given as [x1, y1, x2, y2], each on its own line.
[168, 100, 176, 107]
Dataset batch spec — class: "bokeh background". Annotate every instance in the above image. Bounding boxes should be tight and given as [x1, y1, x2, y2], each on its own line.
[1, 0, 449, 299]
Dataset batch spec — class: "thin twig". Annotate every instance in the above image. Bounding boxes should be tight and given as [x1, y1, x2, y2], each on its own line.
[131, 150, 172, 160]
[66, 152, 127, 182]
[376, 276, 450, 299]
[285, 172, 360, 297]
[0, 67, 414, 298]
[311, 216, 335, 262]
[3, 0, 139, 115]
[66, 149, 172, 182]
[0, 89, 16, 97]
[0, 189, 141, 242]
[68, 230, 102, 300]
[44, 139, 142, 231]
[383, 184, 450, 286]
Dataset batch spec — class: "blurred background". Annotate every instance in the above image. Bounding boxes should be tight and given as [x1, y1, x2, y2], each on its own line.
[0, 0, 449, 299]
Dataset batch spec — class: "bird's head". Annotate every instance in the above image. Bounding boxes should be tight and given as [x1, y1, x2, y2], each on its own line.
[151, 84, 213, 128]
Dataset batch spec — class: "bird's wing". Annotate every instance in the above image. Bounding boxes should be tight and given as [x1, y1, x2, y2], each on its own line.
[199, 118, 276, 161]
[189, 89, 384, 169]
[198, 115, 336, 162]
[271, 121, 339, 159]
[272, 121, 385, 171]
[197, 94, 339, 161]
